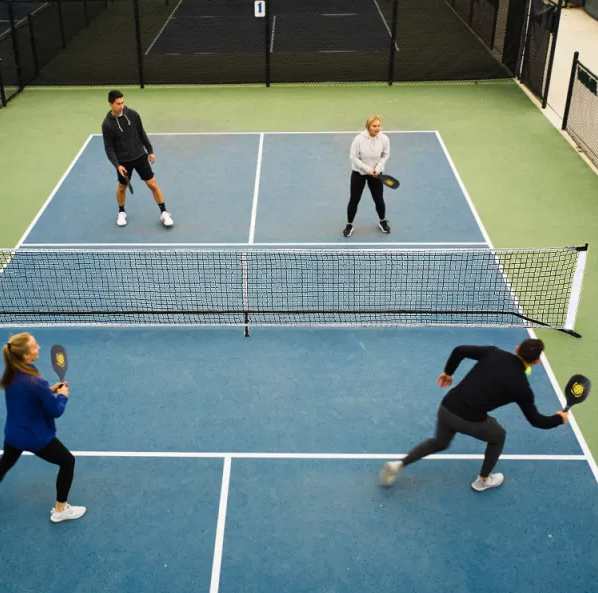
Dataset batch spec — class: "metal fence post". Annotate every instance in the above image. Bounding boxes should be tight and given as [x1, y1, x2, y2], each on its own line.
[265, 0, 271, 87]
[0, 59, 7, 107]
[562, 51, 579, 130]
[28, 14, 40, 79]
[133, 0, 145, 88]
[388, 0, 398, 85]
[542, 0, 563, 109]
[7, 1, 23, 90]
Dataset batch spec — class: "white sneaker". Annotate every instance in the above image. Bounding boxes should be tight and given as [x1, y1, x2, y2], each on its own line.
[471, 473, 504, 492]
[379, 461, 404, 487]
[50, 503, 87, 523]
[117, 212, 127, 227]
[160, 212, 174, 227]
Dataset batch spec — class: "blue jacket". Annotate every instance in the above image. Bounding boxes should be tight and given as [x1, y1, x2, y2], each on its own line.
[4, 368, 68, 452]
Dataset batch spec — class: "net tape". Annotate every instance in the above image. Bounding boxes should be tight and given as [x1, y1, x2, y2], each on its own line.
[0, 246, 587, 329]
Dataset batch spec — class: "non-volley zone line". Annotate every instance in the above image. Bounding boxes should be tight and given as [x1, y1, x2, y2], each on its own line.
[2, 451, 587, 461]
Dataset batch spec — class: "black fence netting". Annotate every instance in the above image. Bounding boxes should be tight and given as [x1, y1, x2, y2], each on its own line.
[519, 0, 561, 106]
[0, 0, 559, 98]
[563, 54, 598, 169]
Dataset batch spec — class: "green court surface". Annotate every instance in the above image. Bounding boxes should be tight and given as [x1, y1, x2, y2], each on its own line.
[1, 81, 597, 459]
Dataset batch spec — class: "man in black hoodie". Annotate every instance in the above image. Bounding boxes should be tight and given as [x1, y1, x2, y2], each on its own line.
[102, 90, 173, 228]
[380, 339, 569, 492]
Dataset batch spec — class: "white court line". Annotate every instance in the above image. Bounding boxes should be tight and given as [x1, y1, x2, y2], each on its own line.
[321, 13, 357, 16]
[13, 135, 93, 250]
[21, 242, 489, 248]
[435, 130, 598, 487]
[2, 451, 586, 460]
[89, 131, 438, 137]
[209, 457, 231, 593]
[269, 15, 276, 53]
[248, 133, 264, 244]
[145, 0, 183, 56]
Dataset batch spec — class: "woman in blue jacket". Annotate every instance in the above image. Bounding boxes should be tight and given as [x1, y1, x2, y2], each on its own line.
[0, 333, 86, 523]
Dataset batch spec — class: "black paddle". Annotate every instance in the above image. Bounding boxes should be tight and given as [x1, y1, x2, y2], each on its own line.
[563, 374, 591, 412]
[378, 173, 400, 189]
[50, 344, 68, 387]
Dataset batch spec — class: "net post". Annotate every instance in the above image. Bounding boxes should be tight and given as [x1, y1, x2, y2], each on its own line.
[542, 0, 563, 109]
[468, 0, 475, 26]
[0, 59, 7, 107]
[562, 51, 579, 130]
[387, 0, 398, 86]
[7, 1, 24, 91]
[265, 0, 271, 87]
[27, 14, 40, 79]
[133, 0, 145, 89]
[564, 244, 588, 335]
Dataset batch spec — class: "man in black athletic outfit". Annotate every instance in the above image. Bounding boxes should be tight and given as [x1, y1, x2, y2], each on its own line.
[380, 339, 569, 492]
[102, 89, 174, 228]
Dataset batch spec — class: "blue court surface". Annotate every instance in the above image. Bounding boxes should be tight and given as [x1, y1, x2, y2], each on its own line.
[1, 131, 597, 593]
[22, 131, 486, 246]
[146, 0, 394, 56]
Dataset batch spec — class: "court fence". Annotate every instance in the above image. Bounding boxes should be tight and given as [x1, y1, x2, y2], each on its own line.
[562, 52, 598, 169]
[0, 0, 559, 106]
[518, 0, 562, 108]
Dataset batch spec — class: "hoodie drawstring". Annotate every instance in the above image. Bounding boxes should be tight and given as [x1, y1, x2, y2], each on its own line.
[115, 111, 131, 133]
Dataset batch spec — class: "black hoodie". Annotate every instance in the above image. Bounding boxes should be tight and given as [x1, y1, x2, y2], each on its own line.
[101, 106, 154, 168]
[441, 345, 563, 428]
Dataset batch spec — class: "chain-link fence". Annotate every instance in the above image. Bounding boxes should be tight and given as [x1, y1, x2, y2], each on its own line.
[0, 0, 560, 106]
[562, 52, 598, 169]
[519, 0, 561, 108]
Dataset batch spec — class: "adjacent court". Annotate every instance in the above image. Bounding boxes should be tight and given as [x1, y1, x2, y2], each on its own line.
[146, 0, 395, 56]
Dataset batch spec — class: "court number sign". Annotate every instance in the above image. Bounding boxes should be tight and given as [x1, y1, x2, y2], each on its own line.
[255, 1, 266, 17]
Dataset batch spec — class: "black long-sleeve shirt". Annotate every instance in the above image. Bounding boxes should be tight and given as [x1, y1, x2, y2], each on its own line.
[101, 106, 153, 167]
[441, 345, 563, 428]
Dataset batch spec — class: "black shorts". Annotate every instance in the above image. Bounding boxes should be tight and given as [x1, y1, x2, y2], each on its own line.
[117, 155, 154, 185]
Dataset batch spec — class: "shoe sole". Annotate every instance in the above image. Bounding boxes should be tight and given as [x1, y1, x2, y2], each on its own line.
[343, 227, 354, 237]
[378, 223, 390, 234]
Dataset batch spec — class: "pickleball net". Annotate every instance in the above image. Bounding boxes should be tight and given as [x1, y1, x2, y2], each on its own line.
[0, 245, 588, 336]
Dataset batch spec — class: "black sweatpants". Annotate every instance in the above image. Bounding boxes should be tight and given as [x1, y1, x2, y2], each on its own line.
[347, 171, 385, 223]
[0, 438, 76, 503]
[402, 404, 506, 478]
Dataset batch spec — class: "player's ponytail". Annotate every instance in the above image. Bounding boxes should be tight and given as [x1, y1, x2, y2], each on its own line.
[0, 333, 40, 390]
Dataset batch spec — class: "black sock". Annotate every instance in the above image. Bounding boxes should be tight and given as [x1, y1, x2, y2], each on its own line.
[158, 202, 166, 213]
[119, 205, 125, 213]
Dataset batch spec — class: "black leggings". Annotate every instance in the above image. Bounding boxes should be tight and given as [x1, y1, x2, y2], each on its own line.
[402, 405, 506, 478]
[347, 171, 385, 224]
[0, 438, 76, 503]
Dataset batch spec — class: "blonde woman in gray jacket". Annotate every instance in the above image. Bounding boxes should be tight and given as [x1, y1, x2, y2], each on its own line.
[343, 115, 391, 237]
